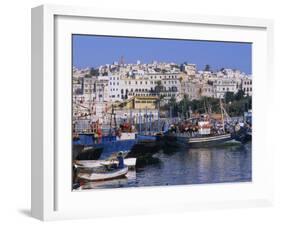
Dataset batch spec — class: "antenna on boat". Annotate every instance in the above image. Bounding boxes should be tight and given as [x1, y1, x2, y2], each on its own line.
[204, 98, 207, 114]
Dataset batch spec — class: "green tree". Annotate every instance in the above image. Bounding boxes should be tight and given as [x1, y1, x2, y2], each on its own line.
[234, 89, 245, 101]
[90, 67, 99, 76]
[169, 96, 177, 117]
[224, 91, 235, 103]
[155, 80, 164, 95]
[204, 64, 211, 71]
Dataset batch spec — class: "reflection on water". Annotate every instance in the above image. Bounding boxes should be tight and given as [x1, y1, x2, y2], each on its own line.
[78, 142, 251, 190]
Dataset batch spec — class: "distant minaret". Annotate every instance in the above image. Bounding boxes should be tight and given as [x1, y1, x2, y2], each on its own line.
[119, 56, 125, 66]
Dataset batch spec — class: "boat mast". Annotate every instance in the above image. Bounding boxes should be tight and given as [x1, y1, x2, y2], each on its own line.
[149, 112, 152, 134]
[145, 107, 148, 135]
[157, 98, 160, 132]
[109, 104, 117, 135]
[139, 109, 142, 135]
[220, 98, 225, 133]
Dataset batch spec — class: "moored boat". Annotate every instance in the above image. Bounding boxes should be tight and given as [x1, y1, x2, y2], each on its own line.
[74, 158, 137, 170]
[164, 109, 237, 148]
[77, 166, 129, 181]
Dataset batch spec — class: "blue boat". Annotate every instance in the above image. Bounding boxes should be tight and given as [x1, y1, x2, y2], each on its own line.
[73, 133, 103, 160]
[93, 134, 137, 160]
[73, 133, 138, 160]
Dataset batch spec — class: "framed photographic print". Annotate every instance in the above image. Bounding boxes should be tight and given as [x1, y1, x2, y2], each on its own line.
[31, 4, 274, 221]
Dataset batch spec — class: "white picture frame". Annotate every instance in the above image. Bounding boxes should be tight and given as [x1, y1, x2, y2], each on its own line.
[31, 4, 274, 221]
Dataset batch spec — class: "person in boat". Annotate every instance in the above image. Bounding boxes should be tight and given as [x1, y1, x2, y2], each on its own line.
[117, 151, 125, 169]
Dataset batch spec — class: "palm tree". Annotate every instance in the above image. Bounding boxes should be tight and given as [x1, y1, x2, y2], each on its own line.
[179, 76, 183, 84]
[155, 80, 164, 95]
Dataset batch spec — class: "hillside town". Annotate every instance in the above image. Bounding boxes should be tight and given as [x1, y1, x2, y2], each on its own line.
[73, 60, 252, 125]
[71, 35, 252, 190]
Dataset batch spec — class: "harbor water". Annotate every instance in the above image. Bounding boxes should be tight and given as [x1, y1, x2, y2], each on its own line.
[77, 142, 251, 190]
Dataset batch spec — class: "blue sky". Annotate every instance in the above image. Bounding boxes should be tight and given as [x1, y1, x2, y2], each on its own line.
[72, 35, 252, 74]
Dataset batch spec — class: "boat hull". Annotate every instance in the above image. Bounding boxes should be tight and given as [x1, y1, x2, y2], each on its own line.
[164, 133, 235, 148]
[187, 134, 234, 148]
[77, 166, 129, 181]
[137, 134, 157, 142]
[73, 144, 103, 160]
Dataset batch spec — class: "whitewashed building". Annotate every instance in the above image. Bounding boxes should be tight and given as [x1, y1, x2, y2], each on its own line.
[241, 76, 252, 96]
[108, 73, 122, 101]
[181, 80, 201, 100]
[213, 78, 239, 99]
[95, 76, 109, 102]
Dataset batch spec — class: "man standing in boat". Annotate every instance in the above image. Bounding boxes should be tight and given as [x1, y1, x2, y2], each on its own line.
[117, 151, 125, 169]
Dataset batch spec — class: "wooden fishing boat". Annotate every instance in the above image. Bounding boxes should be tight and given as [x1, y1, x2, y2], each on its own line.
[77, 166, 129, 181]
[164, 99, 240, 148]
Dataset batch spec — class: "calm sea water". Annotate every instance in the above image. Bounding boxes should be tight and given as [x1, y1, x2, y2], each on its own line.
[78, 142, 252, 190]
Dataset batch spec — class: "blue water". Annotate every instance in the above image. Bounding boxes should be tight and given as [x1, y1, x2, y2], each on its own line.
[79, 142, 252, 189]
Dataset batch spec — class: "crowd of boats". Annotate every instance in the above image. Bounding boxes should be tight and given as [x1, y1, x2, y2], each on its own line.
[72, 106, 252, 189]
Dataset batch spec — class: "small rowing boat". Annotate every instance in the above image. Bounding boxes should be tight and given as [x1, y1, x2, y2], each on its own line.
[74, 158, 137, 170]
[77, 166, 129, 181]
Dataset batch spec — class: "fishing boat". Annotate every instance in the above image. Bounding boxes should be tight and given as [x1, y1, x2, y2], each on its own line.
[166, 120, 235, 148]
[94, 107, 138, 159]
[163, 99, 238, 148]
[77, 166, 129, 181]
